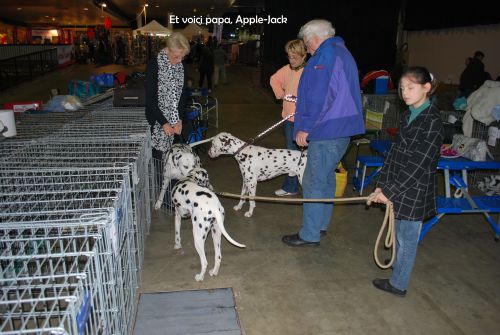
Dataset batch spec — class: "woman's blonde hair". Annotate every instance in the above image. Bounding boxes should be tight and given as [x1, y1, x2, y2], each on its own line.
[285, 39, 306, 58]
[166, 32, 190, 55]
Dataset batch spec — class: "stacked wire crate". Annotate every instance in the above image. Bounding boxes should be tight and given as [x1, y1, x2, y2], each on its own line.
[0, 103, 153, 334]
[470, 119, 500, 188]
[362, 93, 404, 139]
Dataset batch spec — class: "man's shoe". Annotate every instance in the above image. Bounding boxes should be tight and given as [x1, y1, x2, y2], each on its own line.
[282, 234, 320, 247]
[372, 278, 407, 297]
[275, 189, 298, 196]
[320, 230, 327, 236]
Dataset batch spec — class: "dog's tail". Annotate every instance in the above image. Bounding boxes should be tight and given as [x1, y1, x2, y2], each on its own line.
[214, 210, 246, 248]
[189, 137, 214, 148]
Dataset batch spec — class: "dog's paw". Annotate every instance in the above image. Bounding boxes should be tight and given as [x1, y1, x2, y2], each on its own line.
[244, 211, 253, 217]
[233, 205, 242, 211]
[154, 201, 162, 210]
[195, 273, 204, 282]
[209, 268, 219, 277]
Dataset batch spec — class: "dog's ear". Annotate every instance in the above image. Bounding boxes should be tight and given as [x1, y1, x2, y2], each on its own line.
[196, 169, 213, 189]
[199, 178, 212, 189]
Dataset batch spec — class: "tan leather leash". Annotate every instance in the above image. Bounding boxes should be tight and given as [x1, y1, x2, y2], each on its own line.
[216, 191, 395, 269]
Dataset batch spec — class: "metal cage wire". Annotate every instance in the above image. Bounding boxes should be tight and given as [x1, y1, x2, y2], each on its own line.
[0, 103, 156, 334]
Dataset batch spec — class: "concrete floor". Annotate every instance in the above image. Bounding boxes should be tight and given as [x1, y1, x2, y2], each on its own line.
[2, 63, 500, 335]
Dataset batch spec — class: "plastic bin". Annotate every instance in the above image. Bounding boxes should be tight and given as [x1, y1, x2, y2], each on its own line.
[335, 163, 348, 197]
[375, 76, 389, 94]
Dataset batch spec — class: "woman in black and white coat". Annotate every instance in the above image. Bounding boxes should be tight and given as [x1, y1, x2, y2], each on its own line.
[145, 32, 190, 159]
[372, 66, 443, 297]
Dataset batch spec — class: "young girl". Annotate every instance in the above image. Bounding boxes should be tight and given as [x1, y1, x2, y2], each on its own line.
[372, 66, 443, 297]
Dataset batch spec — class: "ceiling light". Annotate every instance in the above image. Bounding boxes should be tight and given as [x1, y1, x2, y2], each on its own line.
[52, 17, 56, 21]
[210, 6, 215, 10]
[193, 8, 197, 12]
[84, 8, 88, 10]
[17, 7, 22, 10]
[101, 3, 107, 7]
[144, 4, 149, 7]
[155, 5, 159, 8]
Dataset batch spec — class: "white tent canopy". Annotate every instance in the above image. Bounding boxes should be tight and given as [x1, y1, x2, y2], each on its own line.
[179, 23, 211, 41]
[133, 20, 172, 36]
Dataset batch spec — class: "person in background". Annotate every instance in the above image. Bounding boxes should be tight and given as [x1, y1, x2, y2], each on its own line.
[282, 19, 365, 247]
[213, 43, 228, 87]
[372, 66, 443, 297]
[270, 39, 307, 197]
[459, 50, 486, 98]
[230, 42, 239, 65]
[198, 43, 214, 91]
[115, 35, 126, 65]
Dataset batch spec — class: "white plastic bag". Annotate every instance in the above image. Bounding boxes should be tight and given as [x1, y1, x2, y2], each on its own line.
[451, 134, 492, 161]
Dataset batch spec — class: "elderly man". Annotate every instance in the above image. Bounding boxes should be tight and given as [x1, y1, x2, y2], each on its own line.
[282, 19, 365, 247]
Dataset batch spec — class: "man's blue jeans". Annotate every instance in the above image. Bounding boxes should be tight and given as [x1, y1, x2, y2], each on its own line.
[390, 219, 422, 291]
[299, 137, 350, 242]
[281, 120, 299, 193]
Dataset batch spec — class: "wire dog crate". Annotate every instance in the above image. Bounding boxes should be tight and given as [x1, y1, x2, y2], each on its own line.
[362, 93, 404, 139]
[1, 221, 108, 334]
[470, 119, 500, 189]
[0, 101, 154, 334]
[0, 145, 151, 278]
[150, 156, 175, 216]
[0, 168, 137, 335]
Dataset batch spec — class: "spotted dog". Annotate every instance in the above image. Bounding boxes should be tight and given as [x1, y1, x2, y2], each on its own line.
[155, 144, 201, 210]
[208, 132, 307, 217]
[172, 167, 246, 281]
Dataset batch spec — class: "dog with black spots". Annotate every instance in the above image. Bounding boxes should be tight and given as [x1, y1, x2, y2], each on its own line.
[155, 144, 201, 210]
[208, 132, 308, 217]
[171, 167, 246, 281]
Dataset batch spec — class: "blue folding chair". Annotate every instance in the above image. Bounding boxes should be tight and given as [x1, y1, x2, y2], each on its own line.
[189, 88, 218, 128]
[185, 106, 208, 144]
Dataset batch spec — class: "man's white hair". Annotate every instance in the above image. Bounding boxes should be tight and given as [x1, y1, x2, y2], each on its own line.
[298, 19, 335, 41]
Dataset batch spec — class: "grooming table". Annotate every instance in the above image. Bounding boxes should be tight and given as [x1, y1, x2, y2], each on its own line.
[352, 140, 500, 240]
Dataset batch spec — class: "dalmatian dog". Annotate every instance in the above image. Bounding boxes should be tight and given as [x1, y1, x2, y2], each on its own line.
[208, 132, 307, 217]
[172, 167, 246, 281]
[154, 144, 201, 210]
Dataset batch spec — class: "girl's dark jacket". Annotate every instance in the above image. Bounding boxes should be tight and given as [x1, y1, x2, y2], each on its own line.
[376, 103, 444, 221]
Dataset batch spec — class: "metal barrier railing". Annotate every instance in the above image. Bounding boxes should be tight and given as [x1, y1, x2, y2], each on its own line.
[0, 48, 58, 91]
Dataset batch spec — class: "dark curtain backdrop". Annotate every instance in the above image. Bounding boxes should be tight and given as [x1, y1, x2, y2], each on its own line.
[404, 1, 500, 30]
[261, 0, 401, 87]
